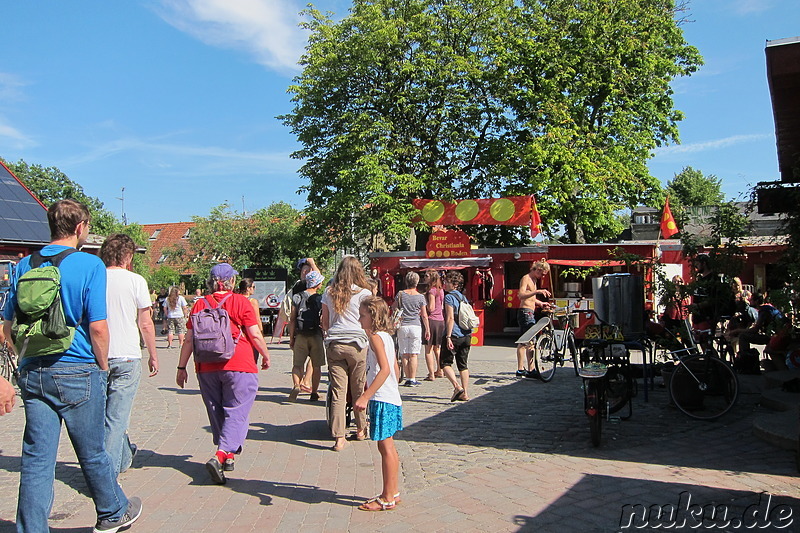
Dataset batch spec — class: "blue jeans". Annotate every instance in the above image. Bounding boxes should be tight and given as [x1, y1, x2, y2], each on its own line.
[17, 360, 128, 532]
[105, 358, 142, 475]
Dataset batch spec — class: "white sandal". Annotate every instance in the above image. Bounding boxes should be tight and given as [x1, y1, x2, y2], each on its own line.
[359, 496, 396, 511]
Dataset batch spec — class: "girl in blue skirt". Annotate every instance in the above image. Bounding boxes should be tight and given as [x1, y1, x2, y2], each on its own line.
[355, 296, 403, 511]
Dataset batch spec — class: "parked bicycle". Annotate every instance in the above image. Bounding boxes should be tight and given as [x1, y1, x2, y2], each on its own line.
[661, 318, 739, 420]
[516, 303, 581, 382]
[1, 340, 18, 387]
[577, 310, 636, 447]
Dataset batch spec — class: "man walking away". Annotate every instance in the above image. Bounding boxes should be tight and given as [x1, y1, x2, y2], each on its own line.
[100, 233, 159, 476]
[2, 200, 142, 533]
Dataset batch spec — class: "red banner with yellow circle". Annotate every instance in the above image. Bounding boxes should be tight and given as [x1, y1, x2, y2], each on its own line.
[412, 196, 541, 237]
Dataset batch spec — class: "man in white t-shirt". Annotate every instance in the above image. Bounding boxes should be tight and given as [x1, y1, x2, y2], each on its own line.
[99, 234, 159, 475]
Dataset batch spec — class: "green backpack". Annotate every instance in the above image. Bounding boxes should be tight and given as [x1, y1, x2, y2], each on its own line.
[12, 249, 77, 358]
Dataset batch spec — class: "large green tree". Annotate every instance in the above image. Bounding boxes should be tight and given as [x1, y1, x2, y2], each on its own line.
[283, 0, 701, 247]
[283, 0, 513, 251]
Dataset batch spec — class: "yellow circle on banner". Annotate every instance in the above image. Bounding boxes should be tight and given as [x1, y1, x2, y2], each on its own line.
[444, 251, 451, 258]
[427, 250, 435, 257]
[667, 221, 677, 230]
[490, 198, 515, 222]
[471, 336, 478, 345]
[435, 251, 443, 258]
[422, 201, 445, 223]
[455, 200, 479, 221]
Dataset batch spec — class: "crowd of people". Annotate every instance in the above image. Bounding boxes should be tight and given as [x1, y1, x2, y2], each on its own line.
[0, 199, 482, 530]
[7, 200, 793, 530]
[659, 253, 794, 374]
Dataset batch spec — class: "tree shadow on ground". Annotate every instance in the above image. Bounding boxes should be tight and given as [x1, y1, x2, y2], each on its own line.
[512, 474, 800, 532]
[400, 373, 798, 477]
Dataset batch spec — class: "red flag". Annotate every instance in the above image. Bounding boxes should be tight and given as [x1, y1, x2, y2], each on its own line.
[530, 196, 541, 238]
[660, 197, 679, 238]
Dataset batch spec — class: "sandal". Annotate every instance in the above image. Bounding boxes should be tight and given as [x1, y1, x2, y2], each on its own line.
[347, 430, 368, 441]
[358, 496, 396, 511]
[451, 388, 465, 402]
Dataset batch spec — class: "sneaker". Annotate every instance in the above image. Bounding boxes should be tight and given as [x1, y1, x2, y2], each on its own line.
[93, 496, 143, 533]
[525, 370, 540, 379]
[403, 380, 413, 387]
[407, 380, 421, 386]
[223, 456, 235, 472]
[205, 456, 226, 484]
[515, 369, 527, 377]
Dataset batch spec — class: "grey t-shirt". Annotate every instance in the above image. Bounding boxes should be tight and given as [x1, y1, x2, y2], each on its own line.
[399, 291, 426, 326]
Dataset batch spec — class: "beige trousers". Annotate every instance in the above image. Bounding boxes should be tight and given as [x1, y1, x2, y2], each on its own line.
[326, 342, 368, 438]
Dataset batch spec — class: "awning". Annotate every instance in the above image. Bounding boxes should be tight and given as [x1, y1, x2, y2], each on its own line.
[398, 257, 492, 270]
[547, 259, 626, 267]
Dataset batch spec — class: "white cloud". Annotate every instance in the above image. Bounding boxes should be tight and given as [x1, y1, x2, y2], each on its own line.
[0, 72, 27, 102]
[154, 0, 308, 74]
[732, 0, 773, 15]
[0, 118, 35, 149]
[62, 135, 295, 173]
[655, 133, 771, 156]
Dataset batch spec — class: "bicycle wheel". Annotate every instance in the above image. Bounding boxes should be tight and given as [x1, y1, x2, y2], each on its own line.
[584, 380, 602, 447]
[605, 365, 631, 415]
[325, 388, 335, 431]
[0, 350, 10, 383]
[669, 355, 738, 420]
[568, 333, 580, 377]
[534, 334, 556, 382]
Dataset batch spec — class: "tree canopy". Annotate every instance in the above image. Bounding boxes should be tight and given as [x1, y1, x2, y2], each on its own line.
[283, 0, 702, 246]
[666, 165, 725, 208]
[175, 202, 332, 287]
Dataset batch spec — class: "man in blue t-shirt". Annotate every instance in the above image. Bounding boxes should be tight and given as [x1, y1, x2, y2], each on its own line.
[441, 271, 472, 402]
[2, 200, 142, 532]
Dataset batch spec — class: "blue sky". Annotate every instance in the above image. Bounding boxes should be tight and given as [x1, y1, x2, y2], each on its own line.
[0, 0, 798, 225]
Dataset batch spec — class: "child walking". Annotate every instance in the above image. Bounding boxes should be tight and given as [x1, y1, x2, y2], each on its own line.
[355, 296, 403, 511]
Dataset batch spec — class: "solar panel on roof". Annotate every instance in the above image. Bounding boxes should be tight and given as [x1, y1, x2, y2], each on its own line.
[0, 164, 50, 245]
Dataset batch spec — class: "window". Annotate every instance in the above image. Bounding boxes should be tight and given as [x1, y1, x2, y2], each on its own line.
[157, 254, 168, 264]
[149, 229, 162, 240]
[182, 228, 191, 239]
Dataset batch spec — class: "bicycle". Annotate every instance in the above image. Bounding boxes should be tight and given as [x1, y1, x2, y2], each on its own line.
[577, 311, 637, 447]
[515, 303, 581, 382]
[1, 340, 19, 387]
[661, 317, 739, 420]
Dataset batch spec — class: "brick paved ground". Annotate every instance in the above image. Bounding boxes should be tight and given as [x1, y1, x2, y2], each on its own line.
[0, 337, 798, 532]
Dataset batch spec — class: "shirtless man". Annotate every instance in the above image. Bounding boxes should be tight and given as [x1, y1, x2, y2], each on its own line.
[515, 259, 552, 376]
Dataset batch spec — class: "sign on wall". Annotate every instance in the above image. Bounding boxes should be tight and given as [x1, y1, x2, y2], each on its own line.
[426, 229, 471, 258]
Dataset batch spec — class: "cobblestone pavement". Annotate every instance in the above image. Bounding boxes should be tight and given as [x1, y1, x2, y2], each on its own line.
[0, 338, 798, 532]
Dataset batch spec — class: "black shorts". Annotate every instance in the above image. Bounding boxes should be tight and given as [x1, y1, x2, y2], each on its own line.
[440, 335, 471, 372]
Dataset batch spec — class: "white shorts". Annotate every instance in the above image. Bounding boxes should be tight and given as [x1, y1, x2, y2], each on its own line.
[397, 325, 422, 355]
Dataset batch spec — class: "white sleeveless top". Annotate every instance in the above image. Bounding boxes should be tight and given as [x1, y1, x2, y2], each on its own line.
[366, 331, 402, 406]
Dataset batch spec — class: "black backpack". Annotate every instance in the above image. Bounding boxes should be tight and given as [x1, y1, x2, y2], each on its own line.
[294, 291, 322, 332]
